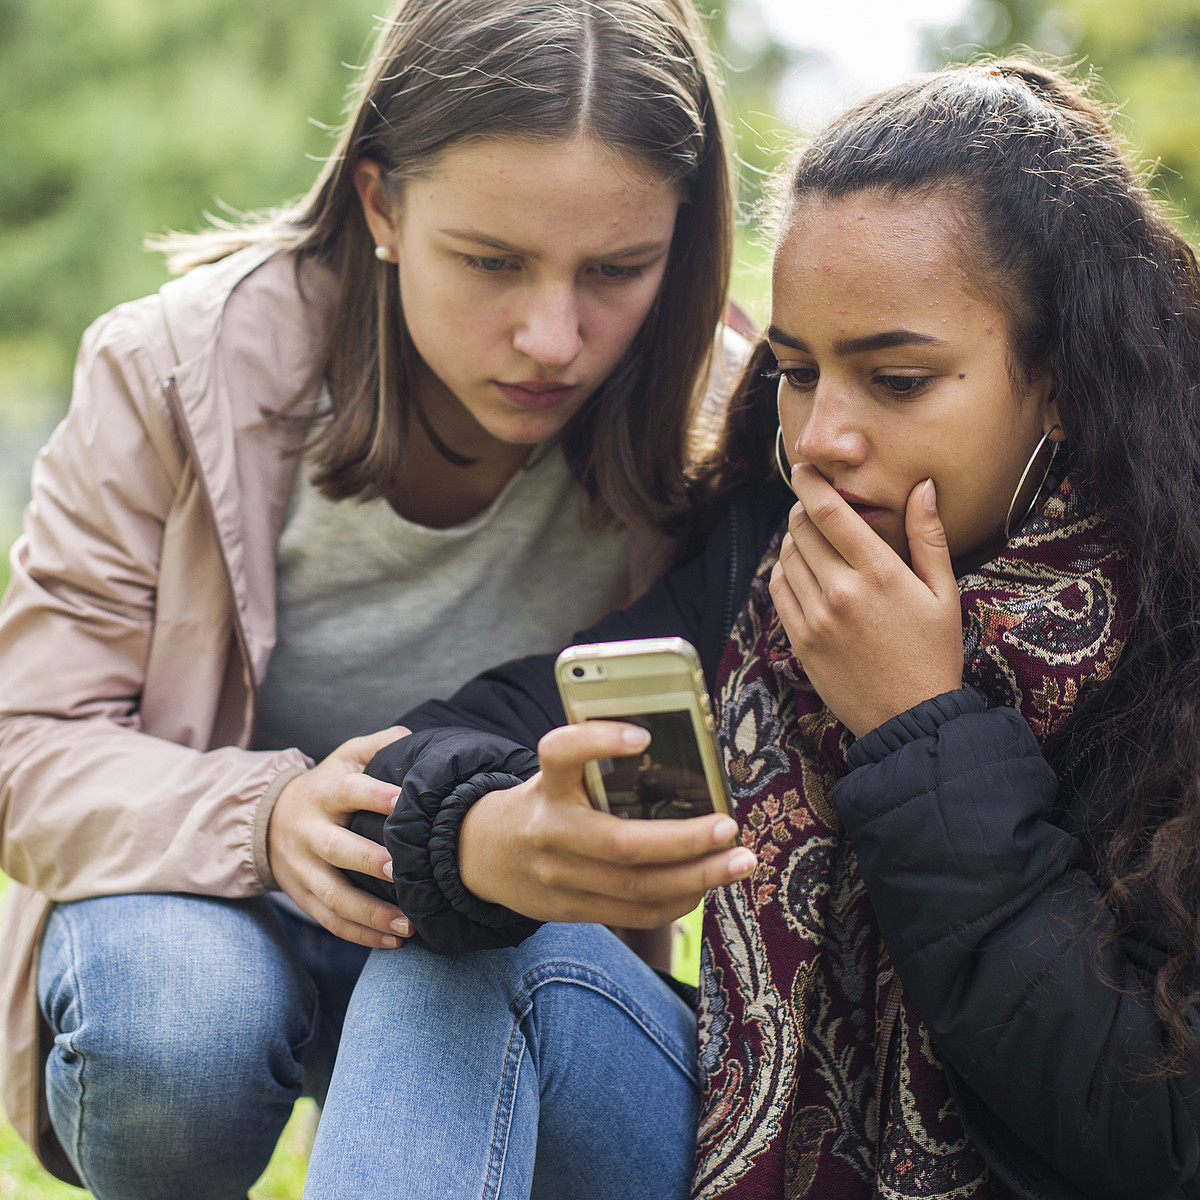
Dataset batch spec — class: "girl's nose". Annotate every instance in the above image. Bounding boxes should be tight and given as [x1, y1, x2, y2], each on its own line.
[793, 384, 868, 468]
[512, 286, 583, 369]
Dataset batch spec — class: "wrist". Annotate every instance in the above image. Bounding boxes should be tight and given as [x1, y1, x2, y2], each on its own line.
[458, 788, 515, 905]
[846, 688, 984, 767]
[857, 672, 965, 738]
[254, 763, 310, 891]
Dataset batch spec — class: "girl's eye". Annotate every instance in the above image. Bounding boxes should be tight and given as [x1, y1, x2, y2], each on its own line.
[769, 365, 817, 390]
[465, 255, 516, 273]
[595, 263, 642, 280]
[876, 374, 931, 398]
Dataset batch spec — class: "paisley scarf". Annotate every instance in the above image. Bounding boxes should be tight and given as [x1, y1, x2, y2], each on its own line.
[692, 477, 1135, 1199]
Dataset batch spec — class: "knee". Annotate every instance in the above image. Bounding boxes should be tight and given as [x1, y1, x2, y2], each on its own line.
[40, 895, 316, 1105]
[351, 923, 621, 1016]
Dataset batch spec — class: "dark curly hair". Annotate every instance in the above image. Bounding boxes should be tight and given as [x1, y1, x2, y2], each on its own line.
[702, 58, 1200, 1075]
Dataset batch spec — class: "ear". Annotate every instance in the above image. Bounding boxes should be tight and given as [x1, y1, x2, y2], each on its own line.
[354, 159, 398, 261]
[1029, 361, 1067, 441]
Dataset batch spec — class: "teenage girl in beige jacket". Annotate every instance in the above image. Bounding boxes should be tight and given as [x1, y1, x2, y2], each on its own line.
[0, 1, 752, 1193]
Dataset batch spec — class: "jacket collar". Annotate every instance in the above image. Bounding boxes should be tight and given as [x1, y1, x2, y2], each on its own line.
[156, 245, 337, 681]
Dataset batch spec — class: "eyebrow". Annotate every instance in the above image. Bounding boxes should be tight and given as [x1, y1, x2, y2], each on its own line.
[766, 324, 949, 356]
[441, 230, 671, 259]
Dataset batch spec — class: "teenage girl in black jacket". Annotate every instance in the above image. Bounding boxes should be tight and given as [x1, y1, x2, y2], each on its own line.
[313, 61, 1200, 1200]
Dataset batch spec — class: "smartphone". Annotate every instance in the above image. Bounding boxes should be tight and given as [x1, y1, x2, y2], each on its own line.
[554, 637, 733, 820]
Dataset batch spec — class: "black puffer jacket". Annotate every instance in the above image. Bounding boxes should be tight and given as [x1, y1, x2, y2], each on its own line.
[362, 477, 1200, 1200]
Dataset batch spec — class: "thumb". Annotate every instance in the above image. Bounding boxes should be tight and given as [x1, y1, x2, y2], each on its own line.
[905, 479, 956, 596]
[337, 724, 412, 769]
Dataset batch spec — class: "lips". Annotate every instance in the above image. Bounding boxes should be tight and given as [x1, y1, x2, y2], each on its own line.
[496, 381, 578, 410]
[836, 488, 888, 525]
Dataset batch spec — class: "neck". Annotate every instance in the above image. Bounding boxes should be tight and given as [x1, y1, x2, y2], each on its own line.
[386, 370, 533, 528]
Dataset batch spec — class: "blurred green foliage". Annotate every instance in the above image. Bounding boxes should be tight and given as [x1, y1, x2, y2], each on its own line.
[934, 0, 1200, 238]
[0, 0, 380, 396]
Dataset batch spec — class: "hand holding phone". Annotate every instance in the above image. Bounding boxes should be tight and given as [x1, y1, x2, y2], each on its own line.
[458, 716, 754, 929]
[555, 637, 734, 820]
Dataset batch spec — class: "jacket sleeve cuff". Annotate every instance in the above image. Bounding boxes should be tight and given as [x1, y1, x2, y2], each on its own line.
[427, 772, 545, 941]
[252, 764, 310, 892]
[368, 728, 542, 953]
[845, 688, 986, 769]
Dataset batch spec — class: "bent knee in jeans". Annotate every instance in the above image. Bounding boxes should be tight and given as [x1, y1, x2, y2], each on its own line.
[37, 893, 319, 1200]
[306, 922, 700, 1200]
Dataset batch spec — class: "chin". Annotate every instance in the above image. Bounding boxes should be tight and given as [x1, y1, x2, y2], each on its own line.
[490, 416, 572, 448]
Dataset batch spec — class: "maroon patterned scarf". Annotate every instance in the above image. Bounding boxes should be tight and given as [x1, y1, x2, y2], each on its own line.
[692, 477, 1135, 1199]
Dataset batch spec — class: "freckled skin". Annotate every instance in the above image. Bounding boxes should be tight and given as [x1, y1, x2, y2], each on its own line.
[771, 191, 1061, 569]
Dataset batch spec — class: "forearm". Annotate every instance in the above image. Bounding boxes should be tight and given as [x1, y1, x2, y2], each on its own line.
[361, 724, 752, 954]
[0, 712, 308, 899]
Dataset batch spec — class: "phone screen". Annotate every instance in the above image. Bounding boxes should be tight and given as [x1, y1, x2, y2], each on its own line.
[590, 709, 714, 819]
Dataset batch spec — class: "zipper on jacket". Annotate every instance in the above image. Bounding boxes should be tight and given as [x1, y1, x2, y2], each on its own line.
[720, 500, 741, 646]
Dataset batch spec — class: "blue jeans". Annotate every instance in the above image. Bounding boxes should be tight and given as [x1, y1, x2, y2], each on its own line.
[38, 898, 697, 1199]
[304, 923, 699, 1200]
[37, 893, 368, 1200]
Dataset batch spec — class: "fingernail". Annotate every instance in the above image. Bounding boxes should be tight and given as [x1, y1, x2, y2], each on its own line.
[383, 860, 394, 881]
[922, 478, 937, 512]
[382, 935, 401, 949]
[390, 917, 411, 937]
[713, 817, 738, 845]
[622, 725, 651, 750]
[729, 850, 757, 879]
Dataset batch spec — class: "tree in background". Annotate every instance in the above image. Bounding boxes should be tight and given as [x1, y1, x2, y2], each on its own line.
[933, 0, 1200, 237]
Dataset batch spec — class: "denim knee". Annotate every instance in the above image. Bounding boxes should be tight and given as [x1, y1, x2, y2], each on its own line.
[38, 894, 319, 1199]
[307, 923, 698, 1200]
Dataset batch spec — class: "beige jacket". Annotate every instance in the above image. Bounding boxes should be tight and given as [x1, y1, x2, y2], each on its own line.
[0, 245, 336, 1176]
[0, 244, 728, 1179]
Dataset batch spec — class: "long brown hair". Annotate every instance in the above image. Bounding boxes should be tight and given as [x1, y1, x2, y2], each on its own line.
[155, 0, 733, 529]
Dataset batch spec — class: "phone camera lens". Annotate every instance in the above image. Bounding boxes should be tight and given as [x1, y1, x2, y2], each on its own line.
[571, 666, 585, 678]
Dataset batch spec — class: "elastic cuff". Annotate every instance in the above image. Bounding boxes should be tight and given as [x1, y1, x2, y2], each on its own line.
[428, 772, 544, 938]
[846, 689, 986, 769]
[378, 728, 541, 952]
[252, 765, 309, 891]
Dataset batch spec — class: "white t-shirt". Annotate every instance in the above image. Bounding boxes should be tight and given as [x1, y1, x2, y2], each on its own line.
[253, 441, 630, 761]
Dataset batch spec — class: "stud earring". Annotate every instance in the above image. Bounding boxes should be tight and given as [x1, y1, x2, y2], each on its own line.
[374, 244, 392, 263]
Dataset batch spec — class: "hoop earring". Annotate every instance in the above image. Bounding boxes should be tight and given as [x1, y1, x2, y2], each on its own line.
[775, 425, 791, 488]
[1004, 425, 1061, 541]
